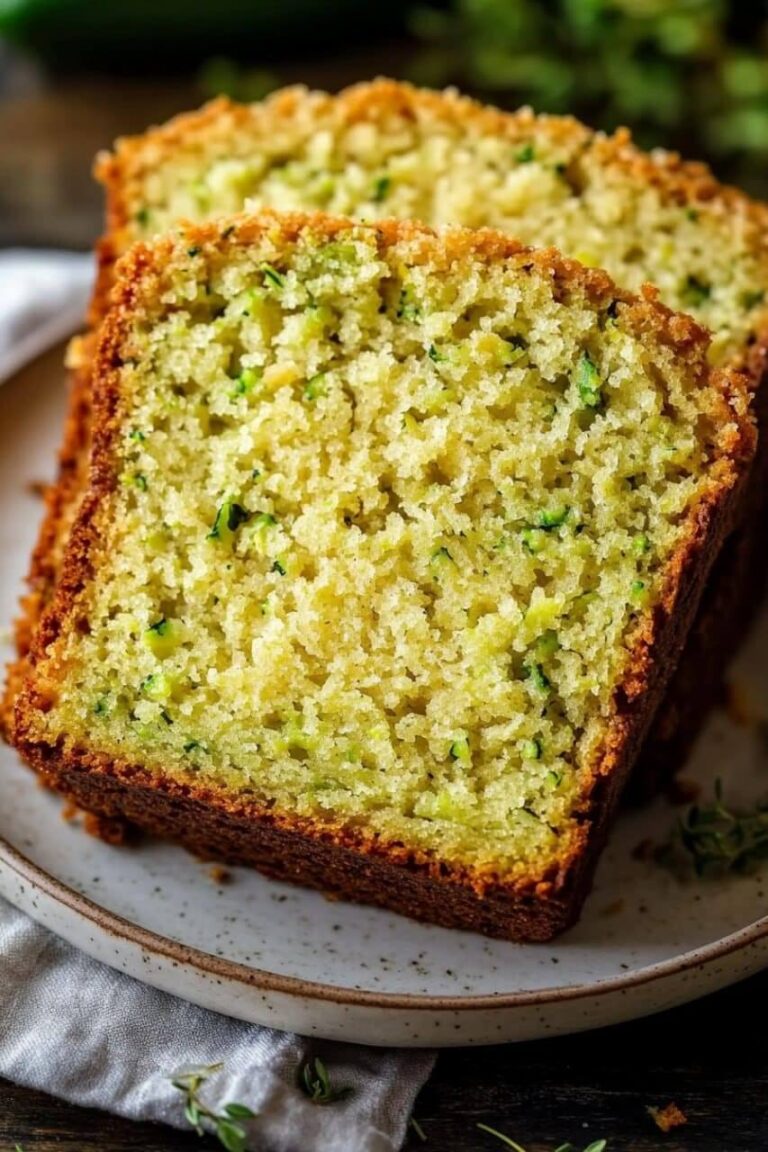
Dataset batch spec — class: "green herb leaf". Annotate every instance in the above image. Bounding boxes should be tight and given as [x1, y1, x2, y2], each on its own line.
[224, 1103, 257, 1119]
[171, 1063, 255, 1152]
[187, 245, 201, 258]
[515, 143, 535, 163]
[660, 780, 768, 877]
[521, 738, 542, 760]
[217, 1120, 248, 1152]
[299, 1056, 353, 1105]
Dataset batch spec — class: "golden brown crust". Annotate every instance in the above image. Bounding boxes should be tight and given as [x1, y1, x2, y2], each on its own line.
[95, 78, 768, 297]
[630, 335, 768, 797]
[10, 212, 754, 941]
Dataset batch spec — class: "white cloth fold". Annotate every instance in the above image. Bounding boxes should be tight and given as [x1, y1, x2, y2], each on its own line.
[0, 249, 93, 384]
[0, 251, 436, 1150]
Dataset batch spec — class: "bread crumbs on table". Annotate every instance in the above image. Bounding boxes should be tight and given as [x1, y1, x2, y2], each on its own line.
[665, 777, 702, 806]
[723, 679, 758, 728]
[647, 1102, 688, 1132]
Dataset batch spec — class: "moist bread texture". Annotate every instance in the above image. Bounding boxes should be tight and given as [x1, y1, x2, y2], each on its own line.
[12, 213, 754, 939]
[6, 79, 768, 786]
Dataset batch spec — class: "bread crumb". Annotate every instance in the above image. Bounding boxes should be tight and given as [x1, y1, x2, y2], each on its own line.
[599, 898, 625, 917]
[647, 1102, 687, 1132]
[61, 800, 79, 823]
[83, 811, 131, 845]
[724, 680, 757, 727]
[209, 865, 231, 885]
[26, 479, 48, 499]
[632, 837, 656, 861]
[666, 777, 702, 806]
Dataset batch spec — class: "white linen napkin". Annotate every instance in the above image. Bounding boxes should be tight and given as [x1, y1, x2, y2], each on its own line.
[0, 251, 436, 1151]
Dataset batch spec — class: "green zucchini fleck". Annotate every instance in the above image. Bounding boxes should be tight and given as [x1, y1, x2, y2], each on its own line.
[523, 662, 551, 693]
[521, 738, 542, 760]
[576, 352, 602, 409]
[396, 285, 421, 322]
[536, 505, 569, 530]
[303, 373, 326, 401]
[681, 275, 711, 308]
[261, 263, 285, 290]
[430, 546, 455, 574]
[449, 737, 470, 762]
[515, 143, 535, 163]
[630, 578, 649, 605]
[372, 174, 391, 202]
[208, 501, 251, 542]
[521, 527, 546, 554]
[231, 367, 262, 398]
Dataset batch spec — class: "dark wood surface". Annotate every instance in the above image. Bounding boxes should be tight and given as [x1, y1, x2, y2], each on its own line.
[3, 62, 768, 1152]
[2, 971, 768, 1150]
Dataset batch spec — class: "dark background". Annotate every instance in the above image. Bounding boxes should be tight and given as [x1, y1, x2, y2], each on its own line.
[2, 2, 768, 1148]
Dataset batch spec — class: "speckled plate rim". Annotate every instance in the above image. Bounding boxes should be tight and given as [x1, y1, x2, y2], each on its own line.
[3, 830, 768, 1011]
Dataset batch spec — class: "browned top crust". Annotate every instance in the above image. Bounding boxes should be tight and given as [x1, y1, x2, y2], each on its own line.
[96, 77, 768, 275]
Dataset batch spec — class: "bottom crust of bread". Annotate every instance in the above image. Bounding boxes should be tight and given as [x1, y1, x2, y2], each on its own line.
[18, 740, 627, 942]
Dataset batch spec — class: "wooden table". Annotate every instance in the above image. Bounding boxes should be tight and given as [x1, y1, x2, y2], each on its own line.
[2, 69, 767, 1152]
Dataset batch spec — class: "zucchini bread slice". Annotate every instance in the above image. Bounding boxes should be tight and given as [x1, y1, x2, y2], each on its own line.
[6, 79, 768, 789]
[13, 213, 754, 940]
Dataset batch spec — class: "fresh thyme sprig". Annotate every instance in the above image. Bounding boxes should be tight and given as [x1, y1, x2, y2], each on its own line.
[299, 1056, 353, 1105]
[477, 1125, 607, 1152]
[171, 1063, 256, 1152]
[661, 779, 768, 877]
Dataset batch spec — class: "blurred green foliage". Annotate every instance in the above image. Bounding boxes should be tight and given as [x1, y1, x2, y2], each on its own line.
[409, 0, 768, 193]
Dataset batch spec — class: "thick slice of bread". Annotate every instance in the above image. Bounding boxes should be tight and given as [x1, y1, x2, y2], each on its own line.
[12, 213, 754, 940]
[6, 80, 768, 788]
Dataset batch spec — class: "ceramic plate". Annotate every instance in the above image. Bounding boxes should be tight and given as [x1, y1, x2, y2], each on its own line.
[2, 347, 768, 1047]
